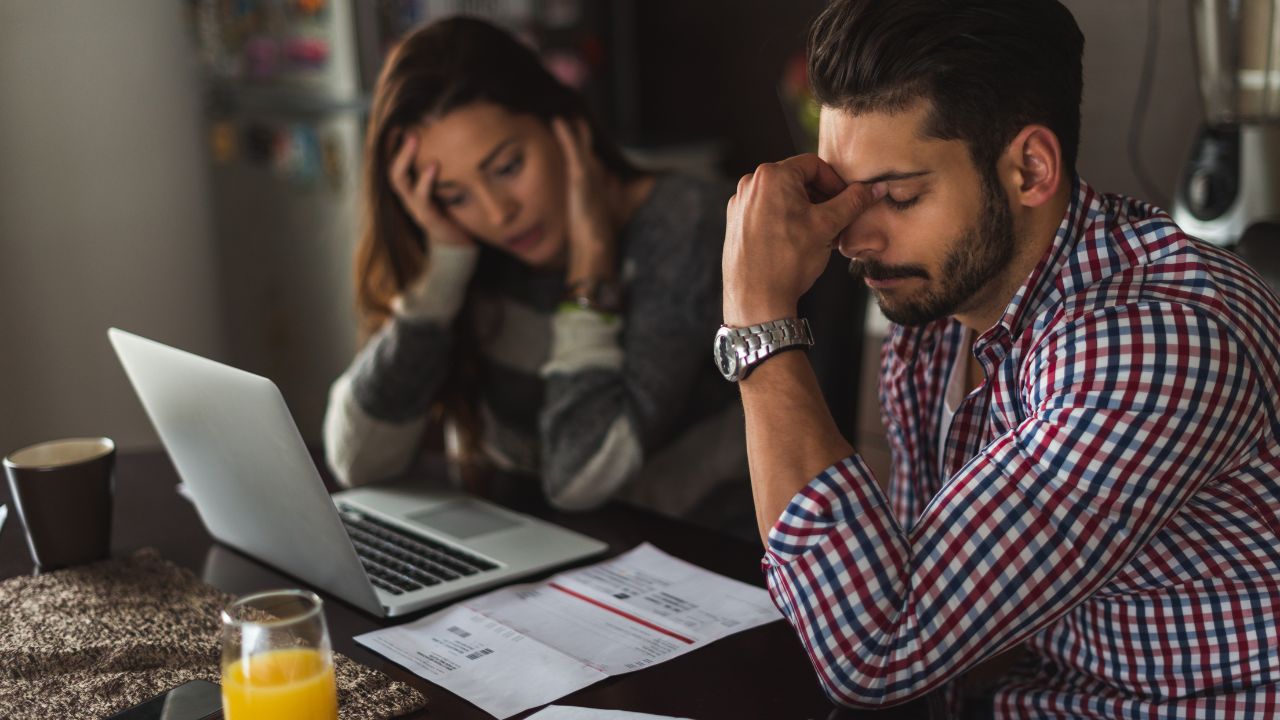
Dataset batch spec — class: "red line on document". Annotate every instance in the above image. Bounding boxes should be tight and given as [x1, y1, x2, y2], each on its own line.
[548, 582, 695, 644]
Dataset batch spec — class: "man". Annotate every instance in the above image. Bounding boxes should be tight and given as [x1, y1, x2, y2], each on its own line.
[714, 0, 1280, 716]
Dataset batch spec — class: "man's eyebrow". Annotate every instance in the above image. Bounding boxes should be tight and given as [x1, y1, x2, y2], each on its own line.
[853, 170, 932, 184]
[433, 138, 518, 189]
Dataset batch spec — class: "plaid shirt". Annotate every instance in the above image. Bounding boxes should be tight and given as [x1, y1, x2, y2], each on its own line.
[763, 178, 1280, 718]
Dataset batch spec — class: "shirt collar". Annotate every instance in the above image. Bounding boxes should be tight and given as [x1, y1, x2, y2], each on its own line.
[984, 174, 1100, 345]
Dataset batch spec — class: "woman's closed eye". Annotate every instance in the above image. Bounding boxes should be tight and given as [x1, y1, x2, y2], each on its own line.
[435, 191, 467, 208]
[493, 153, 524, 178]
[432, 152, 523, 208]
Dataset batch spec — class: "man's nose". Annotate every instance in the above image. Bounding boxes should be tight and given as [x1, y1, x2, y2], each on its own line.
[835, 221, 886, 260]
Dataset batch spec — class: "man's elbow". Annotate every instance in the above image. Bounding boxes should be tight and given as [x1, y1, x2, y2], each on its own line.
[817, 670, 937, 710]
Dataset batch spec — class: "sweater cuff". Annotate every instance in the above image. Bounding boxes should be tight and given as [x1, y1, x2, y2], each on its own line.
[540, 306, 624, 376]
[391, 243, 479, 322]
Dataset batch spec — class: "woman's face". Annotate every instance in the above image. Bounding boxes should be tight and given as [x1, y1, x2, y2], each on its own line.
[409, 101, 569, 267]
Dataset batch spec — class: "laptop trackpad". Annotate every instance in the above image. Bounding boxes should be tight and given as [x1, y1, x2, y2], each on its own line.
[406, 500, 519, 540]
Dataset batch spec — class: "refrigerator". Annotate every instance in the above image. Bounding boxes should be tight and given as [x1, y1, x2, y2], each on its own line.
[190, 0, 635, 442]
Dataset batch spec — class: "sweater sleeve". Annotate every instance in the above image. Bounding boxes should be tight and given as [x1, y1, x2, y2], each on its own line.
[537, 176, 727, 510]
[322, 244, 478, 487]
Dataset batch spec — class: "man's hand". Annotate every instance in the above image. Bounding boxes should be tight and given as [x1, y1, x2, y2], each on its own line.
[722, 154, 884, 326]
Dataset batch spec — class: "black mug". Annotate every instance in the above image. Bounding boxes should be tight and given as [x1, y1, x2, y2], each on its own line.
[4, 437, 115, 571]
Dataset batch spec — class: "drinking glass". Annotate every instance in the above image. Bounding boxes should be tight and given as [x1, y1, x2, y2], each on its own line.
[220, 589, 338, 720]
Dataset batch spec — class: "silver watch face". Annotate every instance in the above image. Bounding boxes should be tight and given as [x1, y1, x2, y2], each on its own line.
[714, 327, 739, 380]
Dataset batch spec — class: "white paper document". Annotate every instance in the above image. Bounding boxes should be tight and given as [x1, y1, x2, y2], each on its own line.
[356, 543, 781, 719]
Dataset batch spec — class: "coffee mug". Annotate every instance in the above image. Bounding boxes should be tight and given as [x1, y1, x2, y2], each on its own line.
[3, 437, 115, 570]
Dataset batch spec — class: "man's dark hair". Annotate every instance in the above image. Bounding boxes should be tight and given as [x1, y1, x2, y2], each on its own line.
[808, 0, 1085, 175]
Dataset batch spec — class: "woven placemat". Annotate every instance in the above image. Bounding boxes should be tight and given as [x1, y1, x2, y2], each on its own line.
[0, 548, 427, 719]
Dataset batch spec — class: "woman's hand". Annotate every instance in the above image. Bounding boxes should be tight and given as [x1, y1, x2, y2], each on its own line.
[553, 117, 616, 284]
[389, 130, 475, 249]
[387, 130, 478, 319]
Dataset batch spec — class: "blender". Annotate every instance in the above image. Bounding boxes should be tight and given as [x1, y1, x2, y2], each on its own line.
[1173, 0, 1280, 269]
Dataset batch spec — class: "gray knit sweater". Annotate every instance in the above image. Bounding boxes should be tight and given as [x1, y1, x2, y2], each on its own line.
[323, 173, 745, 514]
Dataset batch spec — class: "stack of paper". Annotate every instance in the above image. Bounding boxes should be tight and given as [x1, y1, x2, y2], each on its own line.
[357, 543, 781, 718]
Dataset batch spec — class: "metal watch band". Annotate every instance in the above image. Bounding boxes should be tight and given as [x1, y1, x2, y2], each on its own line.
[735, 317, 813, 368]
[715, 317, 814, 382]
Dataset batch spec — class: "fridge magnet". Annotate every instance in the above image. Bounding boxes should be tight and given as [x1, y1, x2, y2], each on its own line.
[288, 124, 322, 187]
[321, 133, 344, 190]
[210, 120, 238, 164]
[243, 122, 276, 166]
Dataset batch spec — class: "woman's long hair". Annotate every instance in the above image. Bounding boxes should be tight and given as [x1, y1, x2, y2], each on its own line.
[354, 16, 639, 478]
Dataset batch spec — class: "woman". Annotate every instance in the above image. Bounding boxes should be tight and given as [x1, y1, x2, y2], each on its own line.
[323, 17, 744, 516]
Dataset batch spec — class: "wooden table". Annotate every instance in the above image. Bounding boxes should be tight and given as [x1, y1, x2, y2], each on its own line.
[0, 450, 923, 719]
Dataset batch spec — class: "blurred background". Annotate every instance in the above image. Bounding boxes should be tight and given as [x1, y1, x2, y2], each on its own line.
[0, 0, 1206, 456]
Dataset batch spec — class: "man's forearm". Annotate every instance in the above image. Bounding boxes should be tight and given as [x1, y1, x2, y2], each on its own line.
[740, 350, 855, 544]
[720, 154, 879, 543]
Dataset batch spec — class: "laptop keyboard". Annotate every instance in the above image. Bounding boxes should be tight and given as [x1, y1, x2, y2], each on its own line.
[337, 505, 498, 596]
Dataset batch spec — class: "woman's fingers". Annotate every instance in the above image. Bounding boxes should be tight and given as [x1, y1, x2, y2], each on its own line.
[414, 160, 460, 236]
[384, 127, 473, 250]
[389, 130, 441, 224]
[574, 117, 606, 182]
[388, 131, 444, 231]
[414, 160, 474, 247]
[413, 161, 440, 216]
[389, 132, 419, 202]
[552, 117, 582, 180]
[574, 117, 593, 158]
[555, 115, 616, 277]
[556, 117, 601, 179]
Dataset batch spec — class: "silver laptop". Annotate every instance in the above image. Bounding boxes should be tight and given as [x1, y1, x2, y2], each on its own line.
[109, 328, 607, 617]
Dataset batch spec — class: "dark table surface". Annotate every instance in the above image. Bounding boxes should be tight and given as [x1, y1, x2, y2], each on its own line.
[0, 450, 922, 720]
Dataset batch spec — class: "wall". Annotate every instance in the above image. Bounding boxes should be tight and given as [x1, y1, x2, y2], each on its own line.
[1067, 0, 1202, 208]
[0, 0, 1205, 460]
[630, 0, 828, 174]
[0, 1, 225, 453]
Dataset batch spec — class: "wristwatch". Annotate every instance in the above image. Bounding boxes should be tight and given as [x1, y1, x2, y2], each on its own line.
[713, 317, 814, 382]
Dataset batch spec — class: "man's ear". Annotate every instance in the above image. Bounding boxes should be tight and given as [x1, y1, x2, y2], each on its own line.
[1001, 125, 1063, 208]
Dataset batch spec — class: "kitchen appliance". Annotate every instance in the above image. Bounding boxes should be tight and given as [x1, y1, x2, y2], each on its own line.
[1173, 0, 1280, 249]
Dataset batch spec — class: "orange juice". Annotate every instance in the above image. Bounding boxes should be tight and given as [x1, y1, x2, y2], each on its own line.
[222, 647, 338, 720]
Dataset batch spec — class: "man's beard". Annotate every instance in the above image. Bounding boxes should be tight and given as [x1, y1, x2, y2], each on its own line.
[849, 172, 1016, 327]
